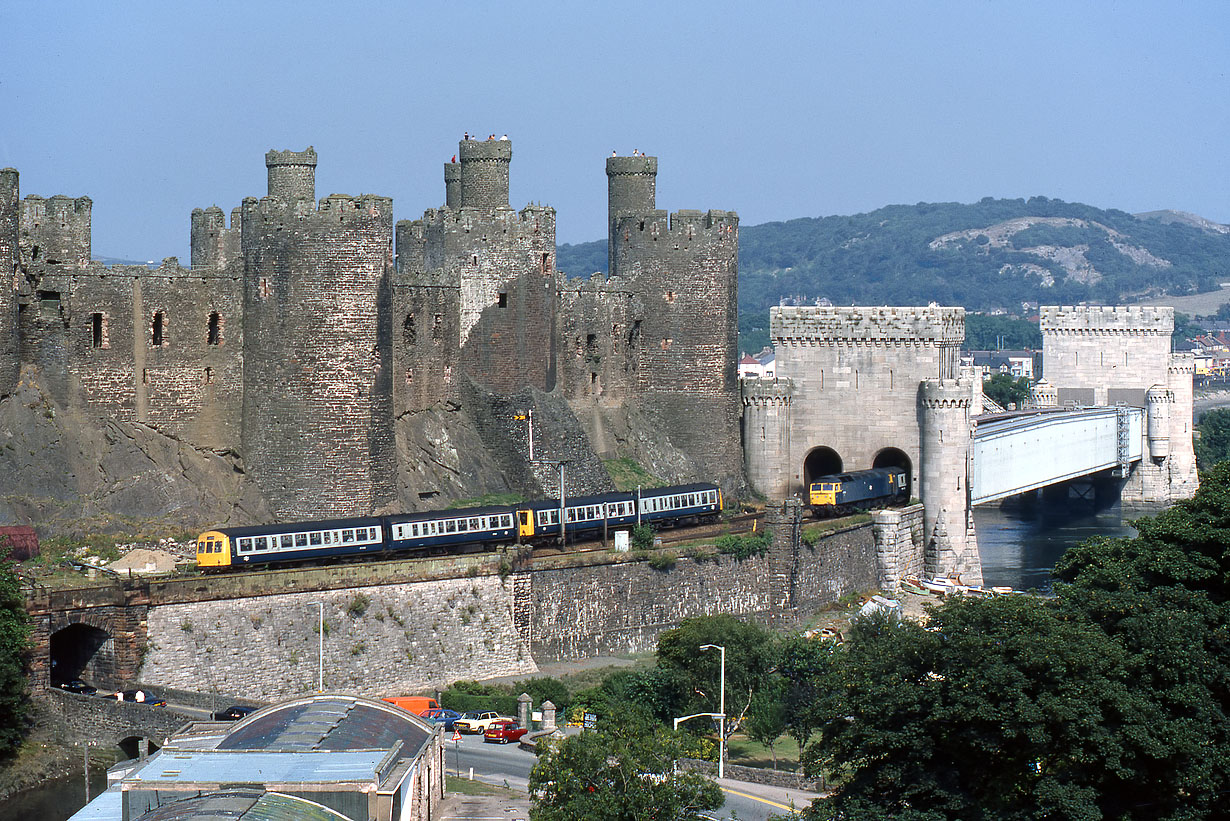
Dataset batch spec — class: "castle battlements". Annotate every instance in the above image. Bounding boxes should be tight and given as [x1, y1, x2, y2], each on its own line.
[612, 209, 737, 240]
[741, 376, 794, 406]
[1040, 305, 1174, 335]
[772, 306, 965, 345]
[243, 193, 393, 225]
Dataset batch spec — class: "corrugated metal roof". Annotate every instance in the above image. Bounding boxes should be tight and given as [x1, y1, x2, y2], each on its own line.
[218, 696, 428, 754]
[127, 789, 353, 820]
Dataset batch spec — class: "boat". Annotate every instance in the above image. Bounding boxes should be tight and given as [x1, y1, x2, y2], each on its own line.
[900, 576, 929, 595]
[918, 577, 958, 595]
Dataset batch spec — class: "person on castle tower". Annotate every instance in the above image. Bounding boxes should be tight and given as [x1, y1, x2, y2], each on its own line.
[464, 132, 469, 140]
[611, 150, 617, 156]
[500, 134, 509, 141]
[451, 155, 456, 163]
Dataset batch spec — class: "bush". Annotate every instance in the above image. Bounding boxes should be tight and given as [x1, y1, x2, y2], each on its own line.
[714, 531, 771, 560]
[648, 552, 677, 571]
[631, 524, 656, 551]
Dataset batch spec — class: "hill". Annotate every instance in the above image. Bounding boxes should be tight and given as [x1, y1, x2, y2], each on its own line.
[557, 198, 1230, 351]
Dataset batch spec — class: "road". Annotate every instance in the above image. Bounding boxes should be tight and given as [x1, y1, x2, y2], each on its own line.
[445, 732, 821, 820]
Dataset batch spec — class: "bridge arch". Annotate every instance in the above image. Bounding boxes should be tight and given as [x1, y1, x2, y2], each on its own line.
[873, 447, 913, 497]
[803, 446, 843, 487]
[50, 622, 114, 688]
[118, 735, 161, 762]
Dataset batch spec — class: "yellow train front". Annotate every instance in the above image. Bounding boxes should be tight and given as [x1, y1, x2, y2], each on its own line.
[195, 530, 233, 569]
[808, 468, 907, 517]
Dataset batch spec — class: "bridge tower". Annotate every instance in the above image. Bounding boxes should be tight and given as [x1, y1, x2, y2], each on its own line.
[1040, 306, 1197, 503]
[919, 376, 981, 584]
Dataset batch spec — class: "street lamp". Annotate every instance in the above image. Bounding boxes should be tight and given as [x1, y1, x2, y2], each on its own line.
[700, 644, 726, 779]
[312, 602, 324, 692]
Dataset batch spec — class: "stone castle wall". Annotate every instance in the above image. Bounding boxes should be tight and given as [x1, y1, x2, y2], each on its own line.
[1, 142, 741, 522]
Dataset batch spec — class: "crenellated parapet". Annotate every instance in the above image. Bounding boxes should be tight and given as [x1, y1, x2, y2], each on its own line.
[773, 305, 965, 345]
[458, 139, 512, 209]
[20, 193, 92, 268]
[1040, 305, 1173, 337]
[190, 205, 243, 272]
[741, 377, 794, 407]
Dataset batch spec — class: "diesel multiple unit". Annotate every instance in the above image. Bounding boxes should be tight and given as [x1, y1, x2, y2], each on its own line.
[196, 483, 721, 569]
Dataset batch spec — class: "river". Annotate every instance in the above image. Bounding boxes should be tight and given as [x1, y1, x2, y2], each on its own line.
[975, 499, 1143, 593]
[0, 770, 107, 821]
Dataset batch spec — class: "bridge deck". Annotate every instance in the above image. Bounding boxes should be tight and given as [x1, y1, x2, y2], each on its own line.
[971, 407, 1144, 505]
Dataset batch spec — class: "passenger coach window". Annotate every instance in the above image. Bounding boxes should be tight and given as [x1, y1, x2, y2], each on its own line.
[238, 538, 252, 553]
[342, 530, 354, 543]
[295, 534, 307, 547]
[310, 533, 322, 546]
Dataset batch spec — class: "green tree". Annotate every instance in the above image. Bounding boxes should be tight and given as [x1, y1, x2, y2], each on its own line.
[529, 706, 723, 821]
[656, 615, 780, 741]
[0, 556, 30, 757]
[1195, 407, 1230, 468]
[982, 372, 1030, 409]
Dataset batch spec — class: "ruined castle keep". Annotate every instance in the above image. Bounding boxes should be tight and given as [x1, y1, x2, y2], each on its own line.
[0, 140, 741, 519]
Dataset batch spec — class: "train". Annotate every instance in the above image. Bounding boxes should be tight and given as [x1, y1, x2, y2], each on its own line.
[195, 483, 722, 570]
[807, 467, 908, 517]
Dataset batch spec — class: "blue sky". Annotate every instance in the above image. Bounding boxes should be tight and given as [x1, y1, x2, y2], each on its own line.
[2, 1, 1227, 261]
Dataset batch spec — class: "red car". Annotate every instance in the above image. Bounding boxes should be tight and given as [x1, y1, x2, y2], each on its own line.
[483, 719, 528, 744]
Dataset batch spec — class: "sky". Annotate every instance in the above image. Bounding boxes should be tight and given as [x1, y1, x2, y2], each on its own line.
[2, 1, 1227, 261]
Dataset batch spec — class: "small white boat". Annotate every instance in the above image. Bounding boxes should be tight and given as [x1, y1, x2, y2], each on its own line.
[919, 577, 958, 595]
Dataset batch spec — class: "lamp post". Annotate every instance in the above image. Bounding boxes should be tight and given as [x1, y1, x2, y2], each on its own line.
[700, 644, 726, 779]
[312, 602, 324, 692]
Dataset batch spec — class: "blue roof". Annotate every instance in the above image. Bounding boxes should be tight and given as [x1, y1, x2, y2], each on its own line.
[124, 749, 387, 786]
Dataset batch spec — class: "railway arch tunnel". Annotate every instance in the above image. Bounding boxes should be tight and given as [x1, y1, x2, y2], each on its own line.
[49, 622, 114, 688]
[802, 446, 843, 488]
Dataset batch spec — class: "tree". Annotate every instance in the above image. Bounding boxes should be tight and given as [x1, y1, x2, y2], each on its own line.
[529, 706, 723, 821]
[0, 555, 30, 757]
[1195, 408, 1230, 468]
[655, 615, 780, 741]
[982, 372, 1030, 409]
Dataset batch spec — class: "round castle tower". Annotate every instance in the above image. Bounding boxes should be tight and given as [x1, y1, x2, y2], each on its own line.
[265, 148, 317, 201]
[1030, 378, 1057, 408]
[444, 162, 461, 209]
[742, 377, 794, 499]
[459, 140, 511, 209]
[919, 377, 981, 585]
[605, 155, 657, 276]
[1145, 385, 1173, 459]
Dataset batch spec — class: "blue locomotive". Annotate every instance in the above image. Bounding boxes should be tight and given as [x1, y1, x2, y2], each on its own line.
[196, 483, 722, 570]
[807, 468, 908, 517]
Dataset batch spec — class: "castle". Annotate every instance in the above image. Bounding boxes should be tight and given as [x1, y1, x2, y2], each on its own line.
[0, 140, 742, 520]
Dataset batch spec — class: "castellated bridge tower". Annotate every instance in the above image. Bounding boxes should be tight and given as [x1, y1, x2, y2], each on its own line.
[743, 306, 978, 579]
[393, 138, 557, 415]
[599, 154, 742, 489]
[0, 169, 18, 396]
[1040, 306, 1198, 502]
[241, 148, 396, 519]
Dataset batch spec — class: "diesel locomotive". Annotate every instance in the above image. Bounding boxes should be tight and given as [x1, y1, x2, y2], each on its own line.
[807, 467, 908, 517]
[196, 483, 721, 570]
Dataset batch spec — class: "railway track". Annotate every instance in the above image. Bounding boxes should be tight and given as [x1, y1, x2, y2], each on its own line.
[529, 512, 764, 559]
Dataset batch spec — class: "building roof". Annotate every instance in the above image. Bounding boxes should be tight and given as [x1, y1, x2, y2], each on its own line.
[217, 694, 431, 752]
[133, 789, 352, 821]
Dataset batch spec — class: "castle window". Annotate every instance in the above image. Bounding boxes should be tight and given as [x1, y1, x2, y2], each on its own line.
[204, 367, 213, 384]
[90, 313, 105, 348]
[586, 333, 596, 349]
[142, 368, 150, 384]
[403, 313, 417, 346]
[152, 312, 165, 347]
[259, 278, 271, 299]
[541, 252, 550, 274]
[661, 338, 672, 350]
[472, 255, 478, 266]
[498, 292, 507, 308]
[664, 291, 676, 303]
[405, 368, 413, 384]
[432, 314, 443, 341]
[208, 312, 221, 345]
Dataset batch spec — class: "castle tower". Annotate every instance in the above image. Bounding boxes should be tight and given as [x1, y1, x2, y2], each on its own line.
[444, 162, 461, 209]
[604, 155, 740, 488]
[459, 139, 511, 209]
[919, 377, 981, 584]
[19, 194, 92, 267]
[393, 138, 556, 414]
[1030, 378, 1057, 408]
[190, 205, 242, 271]
[242, 149, 395, 519]
[1040, 305, 1195, 503]
[742, 377, 793, 499]
[606, 155, 657, 276]
[1166, 353, 1199, 499]
[0, 168, 18, 395]
[265, 148, 317, 201]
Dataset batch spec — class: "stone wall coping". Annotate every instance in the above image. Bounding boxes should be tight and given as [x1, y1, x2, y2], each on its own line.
[676, 757, 826, 793]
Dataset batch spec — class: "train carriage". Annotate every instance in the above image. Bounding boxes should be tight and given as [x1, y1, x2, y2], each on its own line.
[386, 505, 517, 553]
[516, 491, 639, 541]
[196, 516, 386, 569]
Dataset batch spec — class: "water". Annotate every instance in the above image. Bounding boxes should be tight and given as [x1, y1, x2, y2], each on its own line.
[0, 769, 108, 821]
[974, 500, 1141, 593]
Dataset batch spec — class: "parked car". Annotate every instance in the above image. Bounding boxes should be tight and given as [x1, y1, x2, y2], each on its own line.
[113, 689, 167, 707]
[453, 711, 504, 734]
[54, 679, 97, 696]
[419, 708, 462, 730]
[483, 719, 528, 744]
[213, 705, 256, 721]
